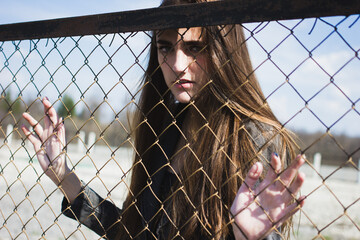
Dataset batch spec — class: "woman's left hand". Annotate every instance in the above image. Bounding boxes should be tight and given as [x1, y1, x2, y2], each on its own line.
[230, 153, 306, 240]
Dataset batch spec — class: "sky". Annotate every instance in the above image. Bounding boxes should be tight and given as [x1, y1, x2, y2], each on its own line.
[0, 0, 162, 24]
[0, 1, 359, 137]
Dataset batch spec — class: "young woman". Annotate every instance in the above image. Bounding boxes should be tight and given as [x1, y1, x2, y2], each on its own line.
[22, 0, 306, 239]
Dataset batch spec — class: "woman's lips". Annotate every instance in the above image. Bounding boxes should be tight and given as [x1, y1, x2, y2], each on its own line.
[174, 79, 194, 89]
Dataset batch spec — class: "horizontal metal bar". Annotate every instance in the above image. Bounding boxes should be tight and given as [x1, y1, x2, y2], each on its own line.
[0, 0, 359, 41]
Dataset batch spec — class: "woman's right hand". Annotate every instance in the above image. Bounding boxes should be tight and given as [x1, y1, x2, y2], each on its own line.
[22, 97, 81, 203]
[22, 97, 69, 185]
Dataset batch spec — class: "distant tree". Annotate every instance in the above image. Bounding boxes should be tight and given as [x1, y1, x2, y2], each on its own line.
[57, 94, 76, 118]
[0, 90, 25, 123]
[0, 93, 9, 117]
[78, 97, 102, 122]
[0, 91, 26, 140]
[295, 130, 360, 166]
[0, 91, 23, 115]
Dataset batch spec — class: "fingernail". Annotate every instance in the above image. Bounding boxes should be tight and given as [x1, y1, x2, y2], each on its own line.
[251, 162, 259, 178]
[273, 152, 279, 157]
[253, 162, 258, 172]
[299, 195, 307, 202]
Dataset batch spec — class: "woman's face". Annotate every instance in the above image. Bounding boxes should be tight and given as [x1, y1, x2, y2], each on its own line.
[156, 28, 208, 103]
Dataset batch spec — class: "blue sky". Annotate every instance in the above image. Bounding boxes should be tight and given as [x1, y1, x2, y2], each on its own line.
[0, 1, 359, 136]
[0, 1, 161, 24]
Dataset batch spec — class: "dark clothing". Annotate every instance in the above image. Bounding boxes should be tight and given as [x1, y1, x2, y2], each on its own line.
[62, 108, 282, 240]
[62, 182, 121, 239]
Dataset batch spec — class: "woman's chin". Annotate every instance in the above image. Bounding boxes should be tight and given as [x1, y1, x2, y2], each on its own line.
[173, 93, 192, 104]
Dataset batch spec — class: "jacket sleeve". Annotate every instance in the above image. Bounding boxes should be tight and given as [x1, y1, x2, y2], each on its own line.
[61, 183, 122, 240]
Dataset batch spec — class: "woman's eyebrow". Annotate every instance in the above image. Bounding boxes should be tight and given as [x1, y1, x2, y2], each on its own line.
[156, 39, 205, 48]
[156, 39, 172, 45]
[182, 40, 205, 46]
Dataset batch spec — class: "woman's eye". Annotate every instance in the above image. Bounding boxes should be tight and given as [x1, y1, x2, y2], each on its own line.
[188, 45, 205, 54]
[158, 45, 172, 54]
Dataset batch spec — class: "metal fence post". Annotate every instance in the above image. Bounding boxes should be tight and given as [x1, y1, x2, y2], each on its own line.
[27, 126, 33, 148]
[88, 132, 96, 151]
[313, 152, 321, 179]
[6, 124, 13, 145]
[78, 131, 86, 153]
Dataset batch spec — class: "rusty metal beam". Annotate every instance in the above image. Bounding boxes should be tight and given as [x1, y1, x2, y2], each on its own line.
[0, 0, 359, 41]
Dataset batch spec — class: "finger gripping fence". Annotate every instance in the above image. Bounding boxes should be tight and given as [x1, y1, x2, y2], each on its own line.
[0, 0, 360, 239]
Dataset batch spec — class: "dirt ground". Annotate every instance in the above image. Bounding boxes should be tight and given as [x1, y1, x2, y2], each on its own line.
[0, 141, 359, 239]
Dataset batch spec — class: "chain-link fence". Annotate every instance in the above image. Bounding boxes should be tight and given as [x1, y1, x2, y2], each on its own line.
[0, 0, 360, 239]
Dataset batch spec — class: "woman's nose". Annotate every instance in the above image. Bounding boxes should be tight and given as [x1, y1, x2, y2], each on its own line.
[172, 49, 189, 75]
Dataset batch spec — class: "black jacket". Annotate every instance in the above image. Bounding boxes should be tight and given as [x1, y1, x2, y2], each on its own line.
[62, 107, 282, 240]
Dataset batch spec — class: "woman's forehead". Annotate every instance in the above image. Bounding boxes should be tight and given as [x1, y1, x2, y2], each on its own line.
[156, 27, 204, 41]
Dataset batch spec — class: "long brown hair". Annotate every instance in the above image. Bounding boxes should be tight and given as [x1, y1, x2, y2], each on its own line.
[117, 0, 297, 239]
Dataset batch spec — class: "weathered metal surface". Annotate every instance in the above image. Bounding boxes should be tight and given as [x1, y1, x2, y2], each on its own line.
[0, 0, 359, 41]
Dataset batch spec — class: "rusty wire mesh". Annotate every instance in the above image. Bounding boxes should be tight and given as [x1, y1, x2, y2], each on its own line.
[0, 5, 360, 240]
